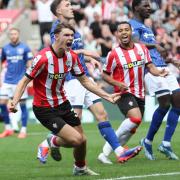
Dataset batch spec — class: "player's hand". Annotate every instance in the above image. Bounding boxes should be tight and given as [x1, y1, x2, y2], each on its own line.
[159, 68, 169, 77]
[89, 57, 102, 72]
[108, 93, 121, 104]
[7, 100, 18, 113]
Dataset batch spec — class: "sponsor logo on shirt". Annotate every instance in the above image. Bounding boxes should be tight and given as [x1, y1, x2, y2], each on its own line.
[48, 73, 65, 79]
[143, 33, 155, 39]
[123, 60, 144, 69]
[7, 55, 23, 62]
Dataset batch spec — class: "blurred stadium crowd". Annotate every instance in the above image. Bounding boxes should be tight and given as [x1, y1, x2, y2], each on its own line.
[0, 0, 179, 88]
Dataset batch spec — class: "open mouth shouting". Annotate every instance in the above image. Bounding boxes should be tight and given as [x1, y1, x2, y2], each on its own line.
[121, 35, 129, 43]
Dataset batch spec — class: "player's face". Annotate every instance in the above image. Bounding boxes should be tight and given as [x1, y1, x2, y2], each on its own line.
[117, 23, 132, 45]
[9, 29, 19, 44]
[137, 0, 151, 19]
[56, 0, 74, 20]
[55, 28, 74, 51]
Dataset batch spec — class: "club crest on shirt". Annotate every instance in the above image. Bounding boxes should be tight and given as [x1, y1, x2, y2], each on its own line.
[128, 101, 133, 106]
[137, 50, 143, 56]
[17, 48, 24, 54]
[66, 59, 72, 69]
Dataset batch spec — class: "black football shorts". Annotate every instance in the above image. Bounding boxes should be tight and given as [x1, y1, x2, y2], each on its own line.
[116, 93, 145, 116]
[33, 100, 81, 134]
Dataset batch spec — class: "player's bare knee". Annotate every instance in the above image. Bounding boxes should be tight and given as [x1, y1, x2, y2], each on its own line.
[96, 110, 108, 122]
[81, 134, 87, 144]
[71, 134, 84, 147]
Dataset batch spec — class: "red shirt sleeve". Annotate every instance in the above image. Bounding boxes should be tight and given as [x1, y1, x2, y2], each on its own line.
[26, 54, 46, 79]
[103, 51, 115, 74]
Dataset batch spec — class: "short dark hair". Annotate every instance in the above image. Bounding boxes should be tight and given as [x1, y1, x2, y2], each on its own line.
[50, 0, 63, 16]
[132, 0, 142, 12]
[54, 22, 75, 34]
[117, 21, 132, 29]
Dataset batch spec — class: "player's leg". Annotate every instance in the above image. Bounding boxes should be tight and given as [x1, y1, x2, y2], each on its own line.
[158, 75, 180, 160]
[64, 80, 98, 175]
[72, 124, 99, 176]
[85, 88, 118, 163]
[142, 72, 170, 160]
[87, 92, 142, 163]
[14, 86, 29, 138]
[33, 102, 84, 162]
[97, 93, 143, 164]
[115, 95, 142, 153]
[9, 103, 21, 133]
[88, 101, 114, 164]
[64, 79, 93, 173]
[18, 99, 28, 138]
[116, 95, 144, 145]
[141, 94, 170, 160]
[37, 79, 85, 163]
[0, 83, 14, 137]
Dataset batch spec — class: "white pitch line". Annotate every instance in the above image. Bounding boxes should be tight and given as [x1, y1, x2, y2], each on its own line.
[98, 172, 180, 180]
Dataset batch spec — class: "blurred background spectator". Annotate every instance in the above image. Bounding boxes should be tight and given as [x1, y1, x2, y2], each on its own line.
[35, 0, 53, 45]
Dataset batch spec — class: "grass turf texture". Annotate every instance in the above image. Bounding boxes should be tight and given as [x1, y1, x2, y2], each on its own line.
[0, 121, 180, 180]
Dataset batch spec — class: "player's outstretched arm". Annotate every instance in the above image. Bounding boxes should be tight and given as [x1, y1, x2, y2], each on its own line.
[77, 74, 120, 103]
[85, 56, 102, 71]
[146, 63, 169, 77]
[74, 49, 100, 60]
[8, 76, 31, 113]
[102, 72, 128, 91]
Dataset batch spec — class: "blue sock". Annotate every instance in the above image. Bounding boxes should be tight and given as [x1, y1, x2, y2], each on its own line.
[146, 107, 169, 141]
[164, 107, 180, 142]
[20, 103, 28, 127]
[98, 121, 121, 150]
[0, 104, 10, 124]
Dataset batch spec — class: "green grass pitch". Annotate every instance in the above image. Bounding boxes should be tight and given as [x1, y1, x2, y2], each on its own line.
[0, 121, 180, 180]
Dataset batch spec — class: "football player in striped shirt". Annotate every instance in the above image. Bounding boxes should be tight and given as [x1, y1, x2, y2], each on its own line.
[98, 21, 168, 164]
[37, 0, 143, 174]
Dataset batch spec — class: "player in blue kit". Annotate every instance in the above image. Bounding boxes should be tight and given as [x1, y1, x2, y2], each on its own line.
[0, 27, 33, 138]
[36, 0, 142, 175]
[129, 0, 180, 160]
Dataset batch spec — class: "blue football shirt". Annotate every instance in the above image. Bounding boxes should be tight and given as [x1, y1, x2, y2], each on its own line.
[129, 19, 166, 67]
[1, 42, 33, 84]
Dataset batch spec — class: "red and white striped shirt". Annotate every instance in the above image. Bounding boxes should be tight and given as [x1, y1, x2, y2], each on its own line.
[26, 46, 84, 107]
[103, 43, 152, 99]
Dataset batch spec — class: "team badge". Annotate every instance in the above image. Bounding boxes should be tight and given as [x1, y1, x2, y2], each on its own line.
[128, 101, 133, 106]
[53, 123, 57, 128]
[137, 50, 143, 56]
[66, 60, 72, 68]
[17, 48, 24, 54]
